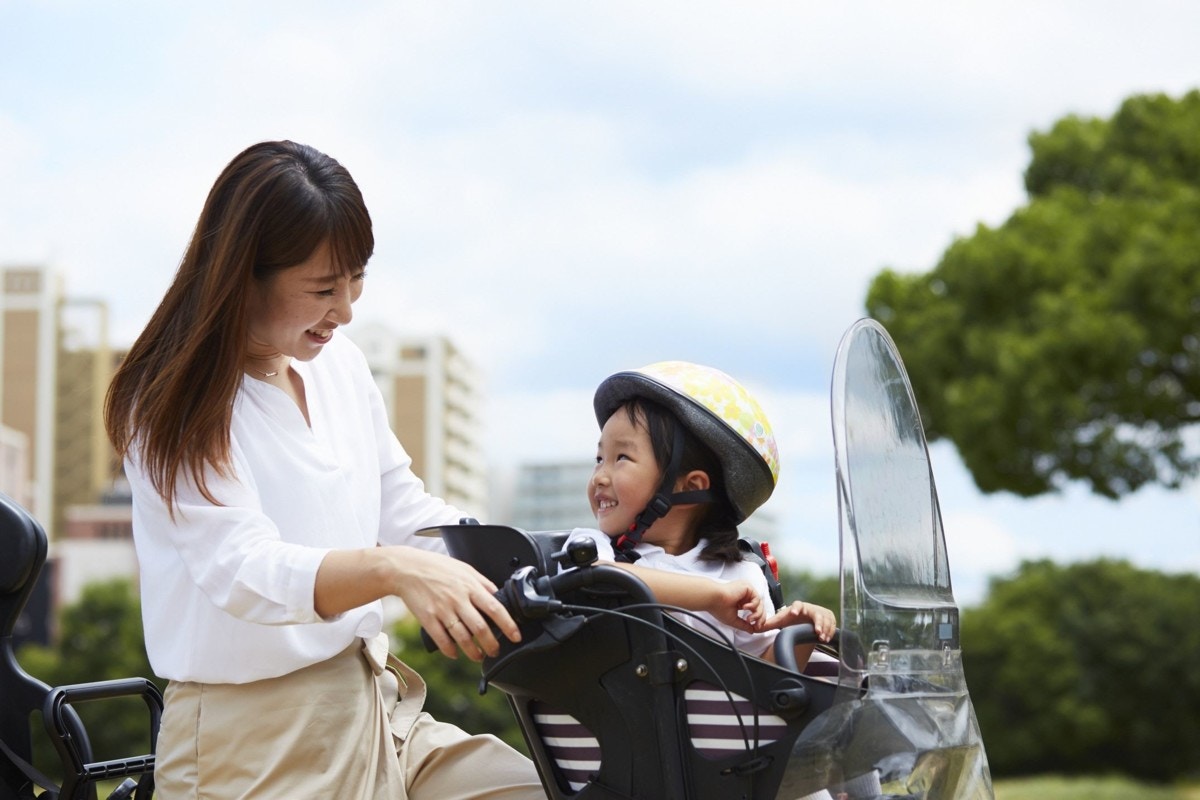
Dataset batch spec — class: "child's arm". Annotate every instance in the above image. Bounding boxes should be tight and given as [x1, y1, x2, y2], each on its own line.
[606, 562, 766, 632]
[760, 600, 837, 641]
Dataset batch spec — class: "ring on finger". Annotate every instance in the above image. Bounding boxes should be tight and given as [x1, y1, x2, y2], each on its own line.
[447, 619, 462, 630]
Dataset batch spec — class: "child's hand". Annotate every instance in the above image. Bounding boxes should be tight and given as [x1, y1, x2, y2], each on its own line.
[762, 600, 837, 641]
[706, 580, 765, 632]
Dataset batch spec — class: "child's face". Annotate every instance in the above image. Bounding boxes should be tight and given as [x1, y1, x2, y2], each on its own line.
[589, 407, 662, 537]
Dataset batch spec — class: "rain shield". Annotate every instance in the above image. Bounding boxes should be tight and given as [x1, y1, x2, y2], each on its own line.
[777, 319, 994, 800]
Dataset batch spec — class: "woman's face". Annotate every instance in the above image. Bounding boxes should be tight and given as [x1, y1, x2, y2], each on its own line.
[245, 240, 365, 361]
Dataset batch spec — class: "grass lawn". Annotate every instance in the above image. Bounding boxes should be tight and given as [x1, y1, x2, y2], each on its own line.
[995, 776, 1200, 800]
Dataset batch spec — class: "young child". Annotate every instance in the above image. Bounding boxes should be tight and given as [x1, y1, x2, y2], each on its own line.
[566, 360, 836, 664]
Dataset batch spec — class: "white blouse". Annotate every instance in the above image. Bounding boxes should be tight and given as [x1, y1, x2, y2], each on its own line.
[565, 528, 779, 657]
[127, 333, 463, 683]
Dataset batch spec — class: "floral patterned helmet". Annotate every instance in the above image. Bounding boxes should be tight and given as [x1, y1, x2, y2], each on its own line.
[593, 361, 780, 524]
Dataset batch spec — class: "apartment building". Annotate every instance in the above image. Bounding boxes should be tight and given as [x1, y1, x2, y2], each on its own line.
[350, 323, 489, 519]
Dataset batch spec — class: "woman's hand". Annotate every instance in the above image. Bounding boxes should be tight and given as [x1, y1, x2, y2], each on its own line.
[315, 546, 522, 662]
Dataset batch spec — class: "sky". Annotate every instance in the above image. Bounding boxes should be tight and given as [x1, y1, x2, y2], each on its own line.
[3, 1, 1199, 606]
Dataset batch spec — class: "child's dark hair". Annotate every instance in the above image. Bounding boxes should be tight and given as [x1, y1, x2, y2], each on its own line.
[617, 397, 743, 562]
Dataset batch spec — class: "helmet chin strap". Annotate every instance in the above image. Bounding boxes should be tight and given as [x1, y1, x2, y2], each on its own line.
[614, 423, 714, 563]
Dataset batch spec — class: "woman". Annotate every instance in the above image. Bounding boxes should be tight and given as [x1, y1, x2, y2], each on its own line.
[106, 140, 545, 798]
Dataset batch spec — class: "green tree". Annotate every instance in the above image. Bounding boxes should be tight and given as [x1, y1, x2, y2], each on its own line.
[866, 90, 1200, 499]
[17, 579, 162, 775]
[775, 565, 839, 615]
[961, 559, 1200, 781]
[390, 619, 529, 754]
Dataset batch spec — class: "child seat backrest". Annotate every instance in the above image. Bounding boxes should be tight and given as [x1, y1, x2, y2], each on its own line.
[489, 583, 837, 799]
[432, 524, 837, 800]
[0, 492, 54, 799]
[420, 523, 565, 584]
[737, 538, 784, 611]
[0, 492, 163, 800]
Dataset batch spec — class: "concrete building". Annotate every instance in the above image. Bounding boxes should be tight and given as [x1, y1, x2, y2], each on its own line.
[1, 266, 118, 537]
[1, 264, 130, 608]
[350, 323, 489, 518]
[1, 266, 59, 527]
[0, 423, 31, 510]
[510, 461, 594, 532]
[54, 299, 116, 540]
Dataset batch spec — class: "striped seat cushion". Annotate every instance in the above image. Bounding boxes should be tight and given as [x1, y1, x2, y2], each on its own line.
[803, 650, 840, 678]
[531, 702, 601, 793]
[684, 681, 789, 759]
[529, 681, 792, 793]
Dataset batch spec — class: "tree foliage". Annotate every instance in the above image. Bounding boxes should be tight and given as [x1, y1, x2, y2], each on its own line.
[961, 559, 1200, 780]
[776, 565, 840, 615]
[867, 90, 1200, 498]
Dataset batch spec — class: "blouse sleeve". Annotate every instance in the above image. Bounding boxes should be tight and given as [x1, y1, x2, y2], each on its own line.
[126, 435, 330, 626]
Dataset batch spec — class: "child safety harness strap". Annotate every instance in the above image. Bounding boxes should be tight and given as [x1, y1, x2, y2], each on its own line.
[0, 736, 60, 797]
[614, 423, 713, 562]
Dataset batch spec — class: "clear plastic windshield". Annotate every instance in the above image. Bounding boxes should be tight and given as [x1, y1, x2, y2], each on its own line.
[778, 319, 993, 800]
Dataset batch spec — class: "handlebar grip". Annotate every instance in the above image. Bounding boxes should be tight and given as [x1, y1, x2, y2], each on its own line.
[773, 624, 842, 673]
[421, 563, 659, 651]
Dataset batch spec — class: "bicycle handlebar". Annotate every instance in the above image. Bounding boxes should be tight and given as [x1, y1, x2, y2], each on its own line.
[420, 561, 657, 652]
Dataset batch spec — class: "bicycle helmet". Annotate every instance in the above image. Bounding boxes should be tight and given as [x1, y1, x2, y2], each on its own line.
[593, 361, 779, 559]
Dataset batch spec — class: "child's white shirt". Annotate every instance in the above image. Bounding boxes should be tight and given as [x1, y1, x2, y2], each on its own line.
[565, 527, 779, 658]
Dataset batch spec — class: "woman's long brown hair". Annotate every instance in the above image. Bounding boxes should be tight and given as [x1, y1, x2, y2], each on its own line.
[105, 141, 374, 512]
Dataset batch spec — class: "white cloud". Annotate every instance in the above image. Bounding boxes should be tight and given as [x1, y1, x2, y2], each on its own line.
[485, 387, 597, 468]
[759, 388, 829, 460]
[5, 0, 1200, 610]
[940, 512, 1023, 607]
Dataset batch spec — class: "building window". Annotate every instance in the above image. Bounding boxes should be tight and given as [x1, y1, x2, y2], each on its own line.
[4, 270, 42, 294]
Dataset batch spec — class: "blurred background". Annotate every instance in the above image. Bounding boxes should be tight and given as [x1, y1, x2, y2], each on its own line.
[3, 2, 1198, 795]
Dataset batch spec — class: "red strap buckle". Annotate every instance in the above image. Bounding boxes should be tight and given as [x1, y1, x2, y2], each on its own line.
[760, 541, 780, 582]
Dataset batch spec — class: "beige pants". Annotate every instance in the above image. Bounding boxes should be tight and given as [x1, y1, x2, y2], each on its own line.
[155, 636, 545, 799]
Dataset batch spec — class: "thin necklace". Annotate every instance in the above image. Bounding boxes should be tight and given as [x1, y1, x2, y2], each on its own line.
[247, 356, 283, 378]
